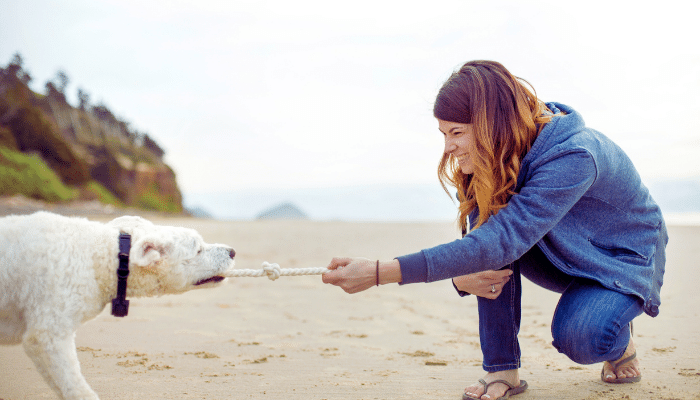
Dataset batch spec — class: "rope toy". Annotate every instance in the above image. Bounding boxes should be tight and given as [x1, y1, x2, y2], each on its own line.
[223, 262, 330, 281]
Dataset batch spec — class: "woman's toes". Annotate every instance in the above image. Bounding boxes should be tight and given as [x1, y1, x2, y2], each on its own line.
[603, 354, 641, 382]
[464, 383, 485, 399]
[464, 387, 482, 398]
[619, 365, 640, 379]
[602, 362, 615, 381]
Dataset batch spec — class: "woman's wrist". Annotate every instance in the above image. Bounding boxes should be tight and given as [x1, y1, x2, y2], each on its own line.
[377, 259, 402, 285]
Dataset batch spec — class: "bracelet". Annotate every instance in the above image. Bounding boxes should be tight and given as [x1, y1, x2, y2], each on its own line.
[376, 260, 379, 287]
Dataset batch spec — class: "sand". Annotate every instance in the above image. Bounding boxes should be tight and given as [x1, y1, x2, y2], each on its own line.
[1, 217, 699, 400]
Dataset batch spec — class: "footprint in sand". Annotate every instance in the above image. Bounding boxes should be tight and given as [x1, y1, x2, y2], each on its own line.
[652, 346, 676, 353]
[678, 368, 700, 377]
[401, 350, 435, 357]
[114, 351, 173, 372]
[184, 351, 219, 359]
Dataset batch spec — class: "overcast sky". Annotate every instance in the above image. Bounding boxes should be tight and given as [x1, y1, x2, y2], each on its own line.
[2, 0, 699, 196]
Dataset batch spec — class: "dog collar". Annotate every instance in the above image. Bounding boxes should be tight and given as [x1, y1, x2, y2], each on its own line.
[111, 233, 131, 317]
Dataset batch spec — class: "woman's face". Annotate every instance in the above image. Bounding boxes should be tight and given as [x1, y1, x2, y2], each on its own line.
[439, 119, 476, 175]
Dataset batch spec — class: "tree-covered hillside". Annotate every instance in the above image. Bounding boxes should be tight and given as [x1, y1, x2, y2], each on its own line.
[0, 53, 183, 213]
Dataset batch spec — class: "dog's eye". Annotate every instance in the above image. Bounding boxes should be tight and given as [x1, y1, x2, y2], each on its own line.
[197, 248, 203, 255]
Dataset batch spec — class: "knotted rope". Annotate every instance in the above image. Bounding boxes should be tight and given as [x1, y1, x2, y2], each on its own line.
[223, 262, 329, 281]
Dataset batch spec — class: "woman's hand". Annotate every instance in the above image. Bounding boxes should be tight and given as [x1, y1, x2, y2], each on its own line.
[453, 269, 513, 299]
[322, 257, 402, 294]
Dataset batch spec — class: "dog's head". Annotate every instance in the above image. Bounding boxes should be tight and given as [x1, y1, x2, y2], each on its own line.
[108, 216, 236, 296]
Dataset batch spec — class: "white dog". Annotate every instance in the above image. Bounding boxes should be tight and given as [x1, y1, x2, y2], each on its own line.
[0, 211, 236, 400]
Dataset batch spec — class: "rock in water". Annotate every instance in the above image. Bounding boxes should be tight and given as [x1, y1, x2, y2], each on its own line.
[255, 202, 308, 220]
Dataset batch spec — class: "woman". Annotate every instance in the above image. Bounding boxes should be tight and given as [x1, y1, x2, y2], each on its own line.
[322, 60, 667, 400]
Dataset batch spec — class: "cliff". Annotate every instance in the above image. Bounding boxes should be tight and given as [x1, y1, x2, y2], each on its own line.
[0, 61, 183, 213]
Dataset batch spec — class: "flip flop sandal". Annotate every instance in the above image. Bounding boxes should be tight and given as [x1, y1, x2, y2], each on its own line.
[462, 378, 528, 400]
[601, 351, 642, 383]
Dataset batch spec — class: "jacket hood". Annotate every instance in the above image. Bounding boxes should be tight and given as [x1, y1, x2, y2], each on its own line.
[528, 102, 584, 161]
[517, 102, 586, 189]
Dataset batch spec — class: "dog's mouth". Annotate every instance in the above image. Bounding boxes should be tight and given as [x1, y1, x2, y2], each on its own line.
[194, 276, 226, 286]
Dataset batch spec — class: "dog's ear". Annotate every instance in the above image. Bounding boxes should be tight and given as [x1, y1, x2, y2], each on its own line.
[130, 236, 172, 269]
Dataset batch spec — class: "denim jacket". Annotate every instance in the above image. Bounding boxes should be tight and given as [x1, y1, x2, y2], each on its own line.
[397, 103, 667, 317]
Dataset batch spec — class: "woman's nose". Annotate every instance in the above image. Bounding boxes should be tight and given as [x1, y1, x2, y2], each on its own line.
[444, 137, 457, 154]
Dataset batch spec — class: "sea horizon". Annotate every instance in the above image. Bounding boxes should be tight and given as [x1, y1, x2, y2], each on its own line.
[184, 179, 700, 224]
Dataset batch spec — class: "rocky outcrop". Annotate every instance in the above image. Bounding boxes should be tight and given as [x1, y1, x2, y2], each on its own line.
[0, 64, 183, 213]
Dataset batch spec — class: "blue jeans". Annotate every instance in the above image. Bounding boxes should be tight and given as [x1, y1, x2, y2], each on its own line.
[476, 245, 644, 372]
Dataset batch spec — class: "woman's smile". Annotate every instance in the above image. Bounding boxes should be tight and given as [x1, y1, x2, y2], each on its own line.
[455, 153, 470, 164]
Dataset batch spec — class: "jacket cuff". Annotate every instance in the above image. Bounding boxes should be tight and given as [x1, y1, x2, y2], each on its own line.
[395, 251, 428, 284]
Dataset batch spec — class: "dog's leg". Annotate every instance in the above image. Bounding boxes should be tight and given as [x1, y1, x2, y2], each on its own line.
[23, 329, 99, 400]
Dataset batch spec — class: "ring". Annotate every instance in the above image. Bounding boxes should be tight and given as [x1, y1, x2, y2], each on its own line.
[491, 284, 496, 293]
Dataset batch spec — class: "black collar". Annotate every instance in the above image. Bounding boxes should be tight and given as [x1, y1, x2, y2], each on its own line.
[111, 233, 131, 317]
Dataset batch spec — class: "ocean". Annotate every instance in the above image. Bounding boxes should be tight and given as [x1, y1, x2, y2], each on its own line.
[184, 179, 700, 223]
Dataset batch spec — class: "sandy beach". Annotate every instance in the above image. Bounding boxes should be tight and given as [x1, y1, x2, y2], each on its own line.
[1, 216, 699, 400]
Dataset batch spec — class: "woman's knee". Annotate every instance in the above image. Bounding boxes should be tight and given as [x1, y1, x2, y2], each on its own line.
[551, 318, 624, 364]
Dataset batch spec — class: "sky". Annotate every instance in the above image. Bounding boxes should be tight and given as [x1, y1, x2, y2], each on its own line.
[2, 0, 699, 215]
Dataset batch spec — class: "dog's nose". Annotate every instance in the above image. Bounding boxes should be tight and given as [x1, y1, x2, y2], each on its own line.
[229, 249, 236, 259]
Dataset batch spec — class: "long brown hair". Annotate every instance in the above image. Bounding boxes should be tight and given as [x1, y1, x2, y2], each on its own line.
[434, 60, 555, 231]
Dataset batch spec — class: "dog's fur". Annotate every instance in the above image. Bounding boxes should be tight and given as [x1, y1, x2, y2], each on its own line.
[0, 211, 236, 400]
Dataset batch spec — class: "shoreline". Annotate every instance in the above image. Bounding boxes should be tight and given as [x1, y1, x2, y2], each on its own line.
[3, 194, 700, 227]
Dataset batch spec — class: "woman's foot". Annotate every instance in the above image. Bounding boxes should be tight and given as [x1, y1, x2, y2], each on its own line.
[464, 369, 520, 400]
[602, 338, 641, 383]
